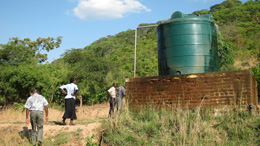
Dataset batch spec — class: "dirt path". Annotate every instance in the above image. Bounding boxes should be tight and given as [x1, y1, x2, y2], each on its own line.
[0, 102, 110, 146]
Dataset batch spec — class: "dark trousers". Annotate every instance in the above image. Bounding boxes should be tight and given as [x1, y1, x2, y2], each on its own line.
[109, 98, 117, 116]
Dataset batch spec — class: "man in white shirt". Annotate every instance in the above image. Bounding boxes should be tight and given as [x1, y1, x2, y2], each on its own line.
[60, 78, 78, 125]
[107, 83, 117, 116]
[25, 89, 48, 146]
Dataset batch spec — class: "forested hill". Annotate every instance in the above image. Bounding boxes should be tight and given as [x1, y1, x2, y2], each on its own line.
[0, 0, 259, 105]
[59, 25, 159, 103]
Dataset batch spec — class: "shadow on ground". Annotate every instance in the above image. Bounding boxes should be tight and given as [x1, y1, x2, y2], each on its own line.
[18, 126, 31, 141]
[49, 121, 66, 125]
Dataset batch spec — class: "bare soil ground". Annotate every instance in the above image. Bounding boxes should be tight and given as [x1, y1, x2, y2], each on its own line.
[234, 56, 259, 70]
[0, 102, 110, 146]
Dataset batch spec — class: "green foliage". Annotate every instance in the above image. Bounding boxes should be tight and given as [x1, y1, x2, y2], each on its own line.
[44, 132, 69, 146]
[213, 0, 260, 61]
[13, 102, 25, 111]
[87, 91, 108, 105]
[0, 63, 66, 103]
[0, 37, 62, 64]
[0, 37, 67, 104]
[250, 64, 260, 82]
[217, 33, 236, 71]
[250, 65, 260, 92]
[192, 9, 211, 15]
[86, 134, 99, 146]
[214, 110, 260, 145]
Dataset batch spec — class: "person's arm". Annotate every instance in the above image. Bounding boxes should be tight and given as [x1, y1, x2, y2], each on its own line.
[44, 106, 48, 122]
[107, 91, 112, 98]
[26, 108, 30, 124]
[25, 98, 31, 124]
[122, 87, 126, 97]
[71, 90, 78, 96]
[71, 85, 79, 96]
[60, 88, 67, 95]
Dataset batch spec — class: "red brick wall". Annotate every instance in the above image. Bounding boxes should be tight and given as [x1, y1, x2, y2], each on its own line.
[126, 70, 258, 109]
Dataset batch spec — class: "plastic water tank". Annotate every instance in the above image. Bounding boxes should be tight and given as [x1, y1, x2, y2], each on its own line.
[157, 11, 219, 75]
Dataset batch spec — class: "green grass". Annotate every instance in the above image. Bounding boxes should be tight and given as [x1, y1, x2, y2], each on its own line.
[44, 132, 70, 146]
[102, 106, 260, 146]
[44, 128, 84, 146]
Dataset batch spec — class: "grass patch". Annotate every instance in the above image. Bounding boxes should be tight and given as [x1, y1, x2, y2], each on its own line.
[44, 128, 88, 145]
[77, 117, 109, 125]
[44, 132, 70, 146]
[102, 106, 260, 145]
[0, 126, 31, 146]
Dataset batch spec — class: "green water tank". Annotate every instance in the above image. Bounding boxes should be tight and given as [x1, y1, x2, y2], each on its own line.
[157, 11, 219, 75]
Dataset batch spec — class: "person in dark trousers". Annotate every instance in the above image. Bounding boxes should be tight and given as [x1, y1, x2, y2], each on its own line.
[116, 86, 126, 113]
[60, 78, 78, 125]
[107, 83, 117, 116]
[25, 89, 48, 146]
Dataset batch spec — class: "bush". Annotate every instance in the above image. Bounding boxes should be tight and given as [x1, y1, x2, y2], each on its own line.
[86, 91, 108, 105]
[250, 65, 260, 95]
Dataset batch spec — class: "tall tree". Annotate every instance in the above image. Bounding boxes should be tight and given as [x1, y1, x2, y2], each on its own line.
[0, 37, 63, 104]
[0, 37, 62, 64]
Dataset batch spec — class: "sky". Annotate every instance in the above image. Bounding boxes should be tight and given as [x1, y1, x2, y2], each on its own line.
[0, 0, 248, 63]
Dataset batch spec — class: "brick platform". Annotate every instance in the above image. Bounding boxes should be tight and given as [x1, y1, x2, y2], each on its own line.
[125, 70, 258, 109]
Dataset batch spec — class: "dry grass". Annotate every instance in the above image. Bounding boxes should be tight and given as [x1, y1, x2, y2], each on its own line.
[0, 103, 110, 146]
[0, 107, 25, 123]
[0, 126, 31, 146]
[0, 107, 64, 123]
[0, 103, 109, 123]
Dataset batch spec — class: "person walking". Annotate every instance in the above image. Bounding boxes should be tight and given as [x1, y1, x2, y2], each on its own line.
[116, 86, 126, 113]
[107, 83, 117, 116]
[60, 78, 78, 125]
[25, 89, 48, 146]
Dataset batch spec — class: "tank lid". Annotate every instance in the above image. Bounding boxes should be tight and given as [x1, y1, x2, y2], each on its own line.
[160, 11, 215, 25]
[170, 11, 213, 20]
[171, 11, 184, 19]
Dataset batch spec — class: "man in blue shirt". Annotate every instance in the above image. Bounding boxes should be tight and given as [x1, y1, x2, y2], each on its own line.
[25, 89, 48, 146]
[116, 86, 125, 113]
[60, 78, 79, 125]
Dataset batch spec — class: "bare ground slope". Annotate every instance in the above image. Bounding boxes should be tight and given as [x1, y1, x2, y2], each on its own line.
[0, 102, 110, 146]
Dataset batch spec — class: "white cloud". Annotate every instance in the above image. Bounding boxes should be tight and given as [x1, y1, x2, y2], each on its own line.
[73, 0, 151, 20]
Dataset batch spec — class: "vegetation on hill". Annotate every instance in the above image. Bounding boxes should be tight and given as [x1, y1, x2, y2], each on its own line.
[0, 0, 259, 105]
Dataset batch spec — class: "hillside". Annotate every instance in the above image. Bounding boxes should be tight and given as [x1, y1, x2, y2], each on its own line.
[60, 0, 260, 101]
[0, 0, 259, 104]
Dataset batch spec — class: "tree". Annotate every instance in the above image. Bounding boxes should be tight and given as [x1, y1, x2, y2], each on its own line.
[210, 0, 242, 13]
[192, 9, 210, 15]
[0, 37, 62, 64]
[0, 37, 63, 105]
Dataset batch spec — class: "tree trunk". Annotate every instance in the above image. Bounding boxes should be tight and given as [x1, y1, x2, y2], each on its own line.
[50, 93, 53, 103]
[79, 95, 82, 108]
[255, 16, 260, 24]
